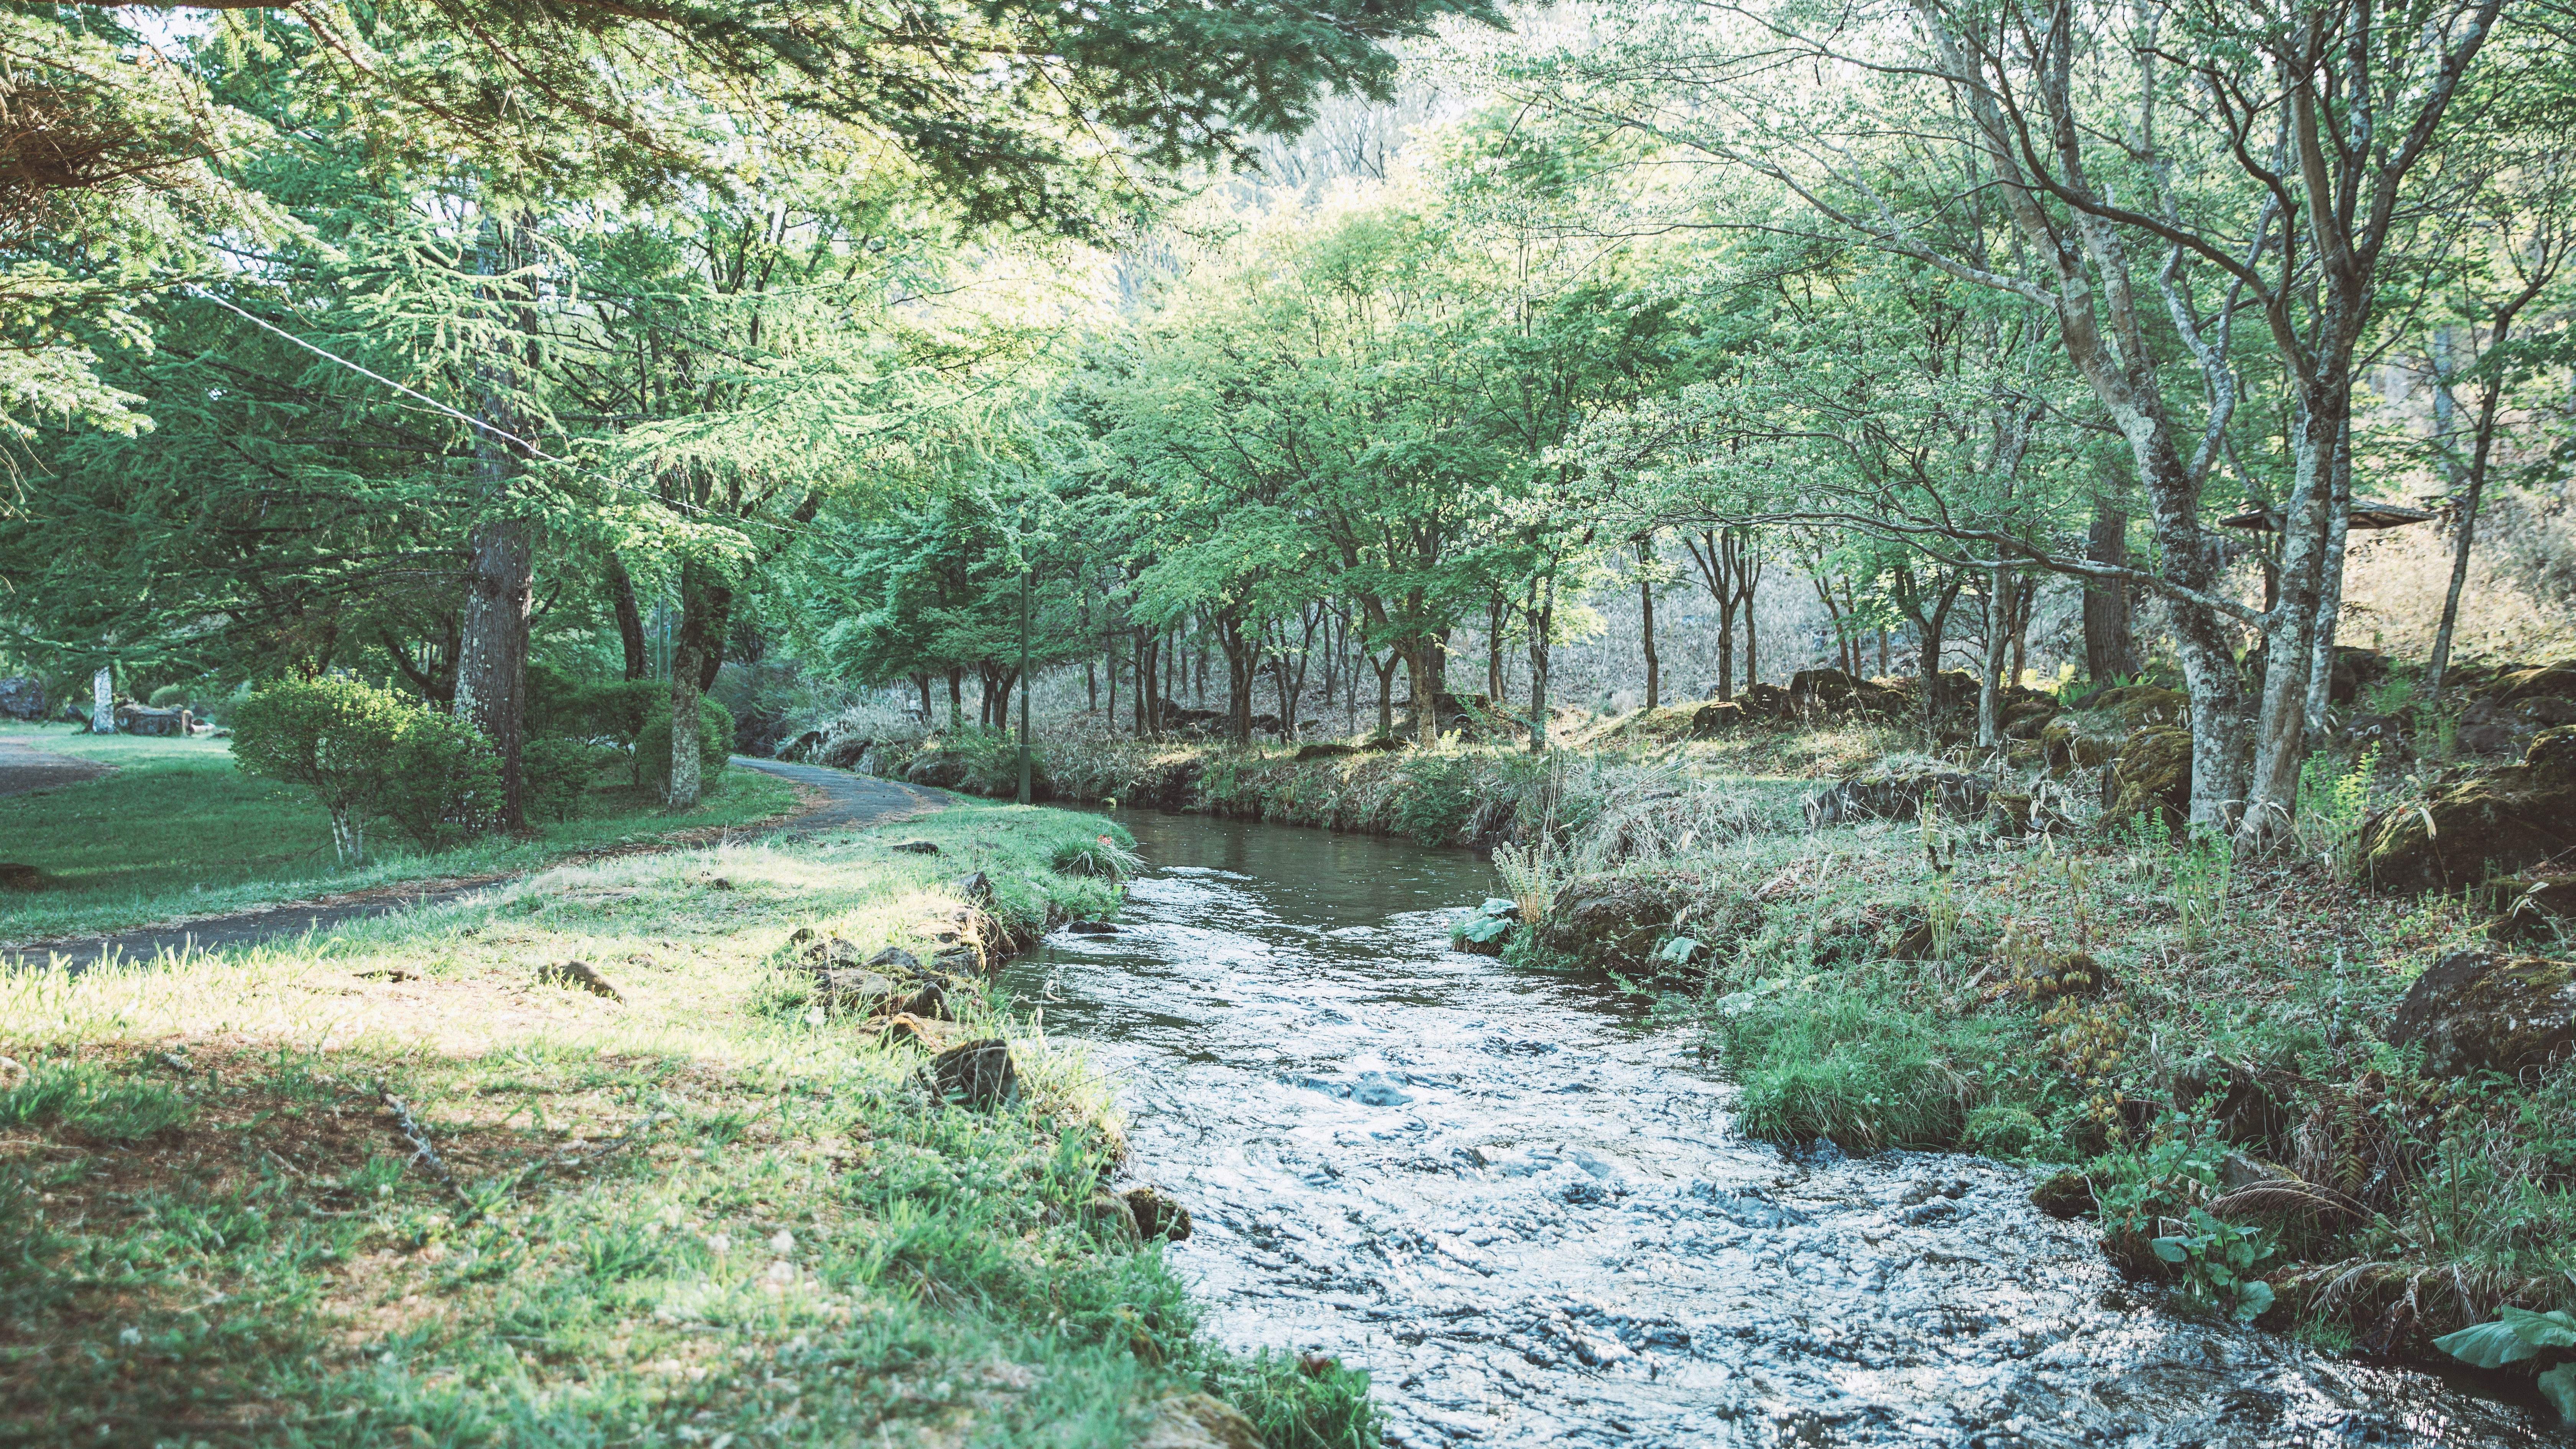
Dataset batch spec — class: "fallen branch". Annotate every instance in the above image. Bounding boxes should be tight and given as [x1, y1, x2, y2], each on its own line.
[375, 1083, 472, 1209]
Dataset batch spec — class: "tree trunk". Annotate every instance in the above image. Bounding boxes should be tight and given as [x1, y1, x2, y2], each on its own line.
[90, 664, 114, 733]
[606, 552, 649, 681]
[1219, 614, 1257, 745]
[453, 210, 540, 833]
[1372, 651, 1398, 739]
[2242, 386, 2346, 848]
[948, 669, 963, 729]
[1526, 574, 1556, 754]
[1637, 534, 1660, 710]
[1487, 594, 1507, 702]
[2303, 413, 2354, 740]
[665, 557, 729, 810]
[1978, 564, 2011, 748]
[914, 674, 933, 721]
[455, 514, 534, 830]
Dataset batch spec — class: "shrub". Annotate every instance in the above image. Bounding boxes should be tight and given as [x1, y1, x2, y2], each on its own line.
[377, 708, 505, 849]
[636, 694, 734, 799]
[523, 736, 612, 823]
[232, 677, 424, 863]
[146, 684, 191, 710]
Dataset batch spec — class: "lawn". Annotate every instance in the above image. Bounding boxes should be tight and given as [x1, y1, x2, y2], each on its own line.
[0, 801, 1364, 1447]
[0, 724, 800, 943]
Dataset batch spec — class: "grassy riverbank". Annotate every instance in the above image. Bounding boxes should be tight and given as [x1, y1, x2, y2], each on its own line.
[864, 710, 2576, 1360]
[0, 724, 800, 943]
[0, 801, 1370, 1447]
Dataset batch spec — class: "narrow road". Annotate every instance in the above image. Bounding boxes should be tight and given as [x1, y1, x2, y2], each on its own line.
[0, 759, 942, 971]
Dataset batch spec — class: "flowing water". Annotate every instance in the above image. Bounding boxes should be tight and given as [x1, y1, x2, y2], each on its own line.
[1004, 813, 2550, 1448]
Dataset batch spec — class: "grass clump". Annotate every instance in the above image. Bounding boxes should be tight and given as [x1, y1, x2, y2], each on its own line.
[0, 800, 1358, 1447]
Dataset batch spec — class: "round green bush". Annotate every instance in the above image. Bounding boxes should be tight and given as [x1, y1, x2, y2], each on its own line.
[147, 684, 191, 710]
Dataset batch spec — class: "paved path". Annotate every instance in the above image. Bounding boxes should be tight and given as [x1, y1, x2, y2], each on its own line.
[0, 759, 943, 971]
[0, 736, 113, 798]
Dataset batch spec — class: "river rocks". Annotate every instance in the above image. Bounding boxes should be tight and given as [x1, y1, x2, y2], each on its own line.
[1120, 1184, 1194, 1242]
[1066, 919, 1119, 935]
[2030, 1169, 2098, 1219]
[925, 1038, 1018, 1108]
[2362, 727, 2576, 892]
[1136, 1393, 1255, 1449]
[2103, 726, 2192, 830]
[2387, 947, 2576, 1078]
[1804, 764, 1992, 828]
[1352, 1071, 1415, 1106]
[1535, 876, 1693, 970]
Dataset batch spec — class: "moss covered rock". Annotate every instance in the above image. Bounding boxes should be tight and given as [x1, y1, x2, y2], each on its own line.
[1804, 765, 1992, 828]
[1535, 872, 1761, 974]
[2362, 727, 2576, 893]
[2103, 726, 2192, 830]
[2388, 947, 2576, 1078]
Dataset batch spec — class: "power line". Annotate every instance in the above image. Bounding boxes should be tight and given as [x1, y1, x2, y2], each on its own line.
[182, 284, 808, 541]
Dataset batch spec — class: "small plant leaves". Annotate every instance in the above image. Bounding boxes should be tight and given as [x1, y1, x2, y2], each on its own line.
[1655, 936, 1702, 965]
[2150, 1237, 2190, 1265]
[2434, 1318, 2544, 1369]
[1459, 914, 1513, 944]
[2233, 1281, 2274, 1322]
[2536, 1363, 2576, 1425]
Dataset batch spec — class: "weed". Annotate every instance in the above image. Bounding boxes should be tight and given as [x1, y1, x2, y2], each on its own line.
[2170, 826, 2234, 949]
[2294, 744, 2381, 877]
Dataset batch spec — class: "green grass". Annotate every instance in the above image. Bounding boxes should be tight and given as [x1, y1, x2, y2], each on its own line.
[0, 801, 1370, 1447]
[0, 724, 798, 942]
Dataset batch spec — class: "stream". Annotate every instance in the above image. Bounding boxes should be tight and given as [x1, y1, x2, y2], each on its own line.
[1003, 813, 2551, 1447]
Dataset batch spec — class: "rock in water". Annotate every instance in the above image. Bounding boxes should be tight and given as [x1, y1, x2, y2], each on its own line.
[2362, 727, 2576, 892]
[1121, 1184, 1193, 1241]
[537, 960, 622, 1001]
[1066, 920, 1119, 935]
[2388, 947, 2576, 1078]
[1136, 1394, 1257, 1449]
[927, 1038, 1017, 1108]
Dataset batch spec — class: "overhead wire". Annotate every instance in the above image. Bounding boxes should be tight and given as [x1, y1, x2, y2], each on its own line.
[182, 283, 810, 542]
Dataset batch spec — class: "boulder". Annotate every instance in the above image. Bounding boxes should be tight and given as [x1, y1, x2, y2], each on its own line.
[1137, 1394, 1258, 1449]
[1293, 740, 1361, 761]
[1535, 876, 1695, 971]
[925, 1038, 1019, 1108]
[2387, 947, 2576, 1078]
[2327, 647, 2390, 706]
[0, 863, 46, 890]
[2103, 726, 2192, 830]
[903, 748, 971, 788]
[1688, 700, 1750, 737]
[1788, 668, 1862, 714]
[536, 959, 622, 1001]
[890, 839, 941, 855]
[951, 871, 993, 904]
[2362, 727, 2576, 893]
[2491, 659, 2576, 708]
[1120, 1184, 1193, 1241]
[2087, 683, 2189, 726]
[0, 677, 44, 722]
[1804, 765, 1992, 828]
[1738, 682, 1793, 720]
[2489, 875, 2576, 944]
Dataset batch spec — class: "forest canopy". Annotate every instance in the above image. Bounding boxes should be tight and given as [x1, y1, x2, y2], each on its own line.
[7, 0, 2574, 844]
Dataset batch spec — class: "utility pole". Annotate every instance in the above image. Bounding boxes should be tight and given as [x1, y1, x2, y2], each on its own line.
[1017, 567, 1033, 806]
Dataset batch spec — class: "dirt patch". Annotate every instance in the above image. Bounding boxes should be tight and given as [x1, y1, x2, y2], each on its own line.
[0, 738, 112, 798]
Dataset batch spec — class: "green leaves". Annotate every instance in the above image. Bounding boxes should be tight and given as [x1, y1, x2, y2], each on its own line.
[2435, 1308, 2576, 1369]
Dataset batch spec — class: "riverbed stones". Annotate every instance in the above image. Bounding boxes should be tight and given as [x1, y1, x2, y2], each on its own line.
[2387, 946, 2576, 1078]
[2362, 727, 2576, 893]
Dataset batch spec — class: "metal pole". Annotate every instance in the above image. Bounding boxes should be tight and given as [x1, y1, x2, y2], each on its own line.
[1017, 567, 1033, 806]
